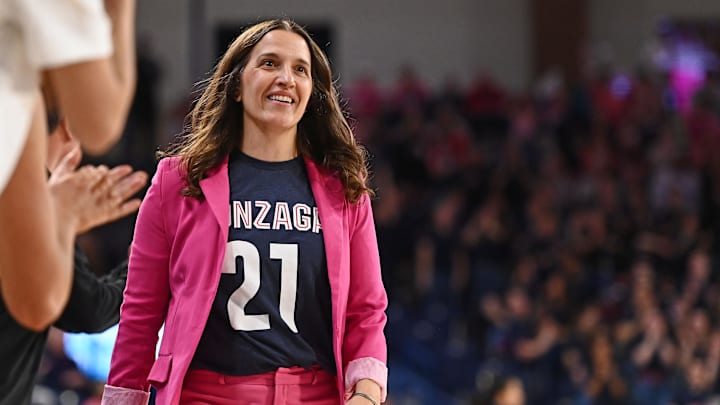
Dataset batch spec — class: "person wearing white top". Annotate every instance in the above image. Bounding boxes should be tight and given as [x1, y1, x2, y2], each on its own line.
[0, 0, 136, 333]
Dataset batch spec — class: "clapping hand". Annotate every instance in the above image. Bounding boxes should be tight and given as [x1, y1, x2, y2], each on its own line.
[48, 144, 148, 234]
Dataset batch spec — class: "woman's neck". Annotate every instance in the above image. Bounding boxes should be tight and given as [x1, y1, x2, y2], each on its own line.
[240, 125, 298, 162]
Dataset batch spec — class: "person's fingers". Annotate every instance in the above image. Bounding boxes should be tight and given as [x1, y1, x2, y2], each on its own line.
[104, 198, 143, 223]
[105, 165, 134, 184]
[83, 170, 147, 228]
[98, 166, 145, 203]
[75, 165, 104, 187]
[52, 144, 82, 177]
[62, 164, 147, 232]
[89, 165, 111, 192]
[109, 171, 148, 200]
[120, 198, 142, 212]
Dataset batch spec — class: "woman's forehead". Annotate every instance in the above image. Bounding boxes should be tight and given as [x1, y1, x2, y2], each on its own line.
[250, 30, 311, 61]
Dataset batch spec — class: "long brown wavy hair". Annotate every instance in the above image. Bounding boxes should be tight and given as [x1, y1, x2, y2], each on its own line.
[163, 18, 373, 203]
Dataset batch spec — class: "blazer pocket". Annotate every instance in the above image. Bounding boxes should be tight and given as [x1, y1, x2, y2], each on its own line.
[147, 353, 173, 386]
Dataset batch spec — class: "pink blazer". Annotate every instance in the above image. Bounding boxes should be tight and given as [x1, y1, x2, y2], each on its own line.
[102, 156, 388, 405]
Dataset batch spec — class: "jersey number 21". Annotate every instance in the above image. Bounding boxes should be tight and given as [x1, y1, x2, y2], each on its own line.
[222, 240, 299, 333]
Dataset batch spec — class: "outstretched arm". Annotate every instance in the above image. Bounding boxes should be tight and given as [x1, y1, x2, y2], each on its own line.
[44, 0, 137, 155]
[50, 147, 146, 333]
[0, 94, 147, 332]
[0, 95, 89, 331]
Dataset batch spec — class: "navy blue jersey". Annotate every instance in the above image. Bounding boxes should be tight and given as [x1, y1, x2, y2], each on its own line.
[191, 152, 335, 375]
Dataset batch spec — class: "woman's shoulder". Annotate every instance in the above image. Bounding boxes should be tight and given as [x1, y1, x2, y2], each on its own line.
[303, 157, 340, 182]
[303, 157, 373, 209]
[155, 155, 175, 166]
[154, 156, 187, 188]
[304, 157, 344, 193]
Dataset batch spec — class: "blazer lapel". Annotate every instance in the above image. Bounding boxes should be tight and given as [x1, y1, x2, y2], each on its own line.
[199, 156, 230, 231]
[305, 157, 345, 265]
[305, 158, 345, 328]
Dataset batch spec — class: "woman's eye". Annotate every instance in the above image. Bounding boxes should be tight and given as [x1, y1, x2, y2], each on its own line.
[262, 60, 275, 67]
[296, 66, 306, 73]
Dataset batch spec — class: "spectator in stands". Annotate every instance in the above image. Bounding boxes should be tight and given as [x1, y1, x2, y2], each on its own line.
[473, 373, 526, 405]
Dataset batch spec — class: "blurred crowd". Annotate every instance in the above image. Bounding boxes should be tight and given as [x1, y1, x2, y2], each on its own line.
[359, 63, 720, 404]
[33, 47, 720, 404]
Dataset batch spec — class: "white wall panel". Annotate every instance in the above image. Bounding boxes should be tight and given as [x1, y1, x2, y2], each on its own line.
[137, 0, 530, 113]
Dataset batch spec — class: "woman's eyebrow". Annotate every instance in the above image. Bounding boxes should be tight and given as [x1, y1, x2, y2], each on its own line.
[256, 52, 310, 66]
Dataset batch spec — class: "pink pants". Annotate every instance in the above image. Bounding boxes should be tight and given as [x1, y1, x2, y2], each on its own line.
[180, 366, 340, 405]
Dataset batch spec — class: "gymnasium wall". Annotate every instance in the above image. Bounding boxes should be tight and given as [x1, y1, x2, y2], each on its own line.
[136, 0, 720, 112]
[588, 0, 720, 72]
[136, 0, 530, 109]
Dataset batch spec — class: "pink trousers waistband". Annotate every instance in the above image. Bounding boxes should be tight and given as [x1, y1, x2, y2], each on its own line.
[185, 366, 336, 386]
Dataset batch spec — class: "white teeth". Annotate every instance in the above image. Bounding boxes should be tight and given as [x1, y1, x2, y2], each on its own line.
[268, 95, 293, 103]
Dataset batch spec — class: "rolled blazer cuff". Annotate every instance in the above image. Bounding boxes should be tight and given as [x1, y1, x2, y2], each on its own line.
[101, 385, 149, 405]
[344, 357, 388, 402]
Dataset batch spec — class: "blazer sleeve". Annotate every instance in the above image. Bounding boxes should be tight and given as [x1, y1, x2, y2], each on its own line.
[53, 244, 127, 333]
[104, 158, 174, 396]
[342, 193, 389, 401]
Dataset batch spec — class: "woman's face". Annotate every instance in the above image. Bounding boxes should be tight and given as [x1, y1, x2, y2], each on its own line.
[237, 29, 313, 134]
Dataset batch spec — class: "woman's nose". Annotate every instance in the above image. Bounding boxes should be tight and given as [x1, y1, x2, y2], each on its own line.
[276, 66, 295, 87]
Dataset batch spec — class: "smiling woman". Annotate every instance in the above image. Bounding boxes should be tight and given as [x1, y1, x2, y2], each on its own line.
[102, 18, 388, 405]
[236, 29, 313, 158]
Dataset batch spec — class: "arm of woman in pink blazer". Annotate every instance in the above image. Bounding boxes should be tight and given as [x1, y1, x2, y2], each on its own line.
[343, 193, 389, 402]
[102, 158, 175, 404]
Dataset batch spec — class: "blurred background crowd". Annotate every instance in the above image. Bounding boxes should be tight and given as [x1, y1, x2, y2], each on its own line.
[29, 1, 720, 404]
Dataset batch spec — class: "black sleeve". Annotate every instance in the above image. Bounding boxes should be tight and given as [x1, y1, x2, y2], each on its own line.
[54, 244, 128, 333]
